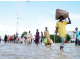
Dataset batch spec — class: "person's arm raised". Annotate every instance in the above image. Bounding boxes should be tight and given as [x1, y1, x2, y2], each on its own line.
[67, 15, 71, 24]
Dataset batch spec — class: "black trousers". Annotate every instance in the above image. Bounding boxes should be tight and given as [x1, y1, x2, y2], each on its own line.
[75, 39, 79, 46]
[41, 39, 43, 42]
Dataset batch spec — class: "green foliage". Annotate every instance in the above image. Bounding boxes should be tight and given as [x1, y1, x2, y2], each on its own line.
[21, 31, 27, 37]
[66, 34, 71, 41]
[43, 34, 71, 43]
[43, 36, 45, 39]
[50, 35, 54, 42]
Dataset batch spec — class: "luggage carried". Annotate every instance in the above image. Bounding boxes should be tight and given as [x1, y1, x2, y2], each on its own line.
[43, 38, 47, 44]
[56, 9, 69, 20]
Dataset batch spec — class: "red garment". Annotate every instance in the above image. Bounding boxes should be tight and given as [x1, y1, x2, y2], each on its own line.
[31, 35, 33, 39]
[10, 36, 12, 40]
[63, 41, 65, 43]
[18, 37, 19, 40]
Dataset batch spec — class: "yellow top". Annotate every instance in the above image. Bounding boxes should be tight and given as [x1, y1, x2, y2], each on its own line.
[44, 31, 53, 44]
[7, 37, 9, 41]
[56, 21, 67, 37]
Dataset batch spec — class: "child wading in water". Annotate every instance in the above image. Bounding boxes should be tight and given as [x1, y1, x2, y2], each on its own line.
[56, 15, 71, 50]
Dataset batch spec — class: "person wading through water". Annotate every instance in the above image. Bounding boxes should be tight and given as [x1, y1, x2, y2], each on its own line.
[56, 15, 71, 50]
[41, 32, 43, 44]
[75, 27, 79, 46]
[44, 27, 53, 46]
[35, 29, 39, 45]
[27, 31, 31, 44]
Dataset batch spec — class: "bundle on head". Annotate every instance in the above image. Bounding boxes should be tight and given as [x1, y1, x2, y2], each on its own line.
[59, 16, 64, 19]
[56, 9, 69, 20]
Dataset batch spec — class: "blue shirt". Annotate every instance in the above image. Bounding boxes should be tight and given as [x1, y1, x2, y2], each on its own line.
[76, 30, 79, 40]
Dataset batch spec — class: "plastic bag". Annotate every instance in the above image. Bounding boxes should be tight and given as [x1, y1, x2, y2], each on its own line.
[43, 38, 47, 44]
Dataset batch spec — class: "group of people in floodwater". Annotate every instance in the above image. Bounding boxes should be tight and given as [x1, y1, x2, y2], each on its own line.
[0, 27, 53, 46]
[3, 33, 18, 43]
[26, 27, 53, 45]
[0, 15, 80, 50]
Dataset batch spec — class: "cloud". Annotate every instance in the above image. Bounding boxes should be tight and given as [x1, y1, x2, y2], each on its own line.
[69, 12, 80, 21]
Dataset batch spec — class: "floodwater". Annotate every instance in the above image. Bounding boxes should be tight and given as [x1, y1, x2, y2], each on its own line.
[0, 41, 80, 59]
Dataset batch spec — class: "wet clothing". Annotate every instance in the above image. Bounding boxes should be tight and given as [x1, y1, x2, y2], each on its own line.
[7, 36, 9, 42]
[31, 35, 33, 43]
[21, 37, 25, 44]
[31, 35, 33, 40]
[16, 33, 18, 41]
[4, 35, 7, 42]
[75, 39, 79, 46]
[41, 39, 43, 42]
[41, 34, 43, 42]
[18, 37, 19, 40]
[0, 39, 1, 42]
[27, 32, 31, 44]
[60, 37, 65, 47]
[16, 33, 18, 38]
[12, 36, 14, 41]
[10, 36, 12, 41]
[44, 31, 53, 45]
[14, 36, 16, 40]
[56, 21, 67, 37]
[75, 30, 79, 46]
[35, 32, 39, 44]
[56, 21, 68, 48]
[76, 30, 79, 40]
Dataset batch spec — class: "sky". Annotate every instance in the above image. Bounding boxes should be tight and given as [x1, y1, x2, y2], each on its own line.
[0, 1, 80, 39]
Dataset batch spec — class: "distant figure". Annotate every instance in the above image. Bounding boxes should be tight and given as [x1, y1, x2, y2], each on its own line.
[12, 35, 14, 42]
[0, 36, 1, 43]
[21, 37, 25, 44]
[24, 35, 27, 40]
[7, 35, 10, 42]
[41, 32, 43, 44]
[10, 35, 12, 43]
[44, 27, 53, 46]
[16, 32, 18, 43]
[34, 35, 36, 43]
[35, 29, 39, 45]
[14, 34, 16, 43]
[31, 34, 33, 43]
[16, 32, 18, 38]
[27, 31, 31, 44]
[75, 27, 79, 46]
[4, 35, 7, 43]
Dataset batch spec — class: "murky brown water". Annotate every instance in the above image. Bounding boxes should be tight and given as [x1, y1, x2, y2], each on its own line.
[0, 41, 80, 59]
